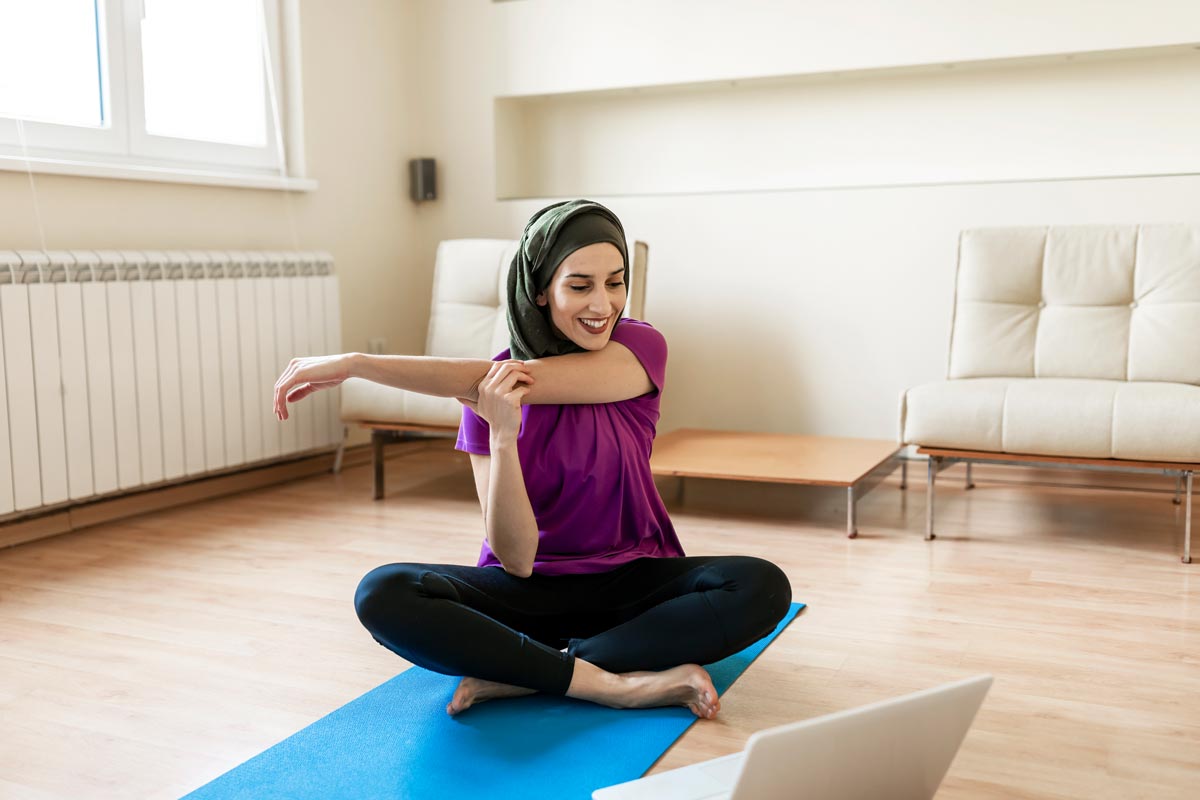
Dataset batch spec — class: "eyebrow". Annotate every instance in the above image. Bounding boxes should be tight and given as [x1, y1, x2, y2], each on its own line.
[565, 267, 626, 279]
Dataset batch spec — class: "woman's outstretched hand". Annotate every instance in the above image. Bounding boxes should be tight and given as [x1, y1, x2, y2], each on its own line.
[460, 360, 534, 444]
[273, 353, 355, 420]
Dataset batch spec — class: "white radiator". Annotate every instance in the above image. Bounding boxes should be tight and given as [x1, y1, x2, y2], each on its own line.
[0, 249, 342, 518]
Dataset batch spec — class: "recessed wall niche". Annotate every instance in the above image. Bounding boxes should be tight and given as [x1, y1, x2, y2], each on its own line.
[493, 45, 1200, 200]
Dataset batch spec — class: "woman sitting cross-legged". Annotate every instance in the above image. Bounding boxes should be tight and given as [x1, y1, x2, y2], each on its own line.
[272, 200, 792, 718]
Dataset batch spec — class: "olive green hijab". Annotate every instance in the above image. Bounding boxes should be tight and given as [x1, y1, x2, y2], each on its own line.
[506, 199, 628, 361]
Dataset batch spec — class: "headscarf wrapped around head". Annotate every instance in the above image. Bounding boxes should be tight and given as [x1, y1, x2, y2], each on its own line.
[506, 199, 628, 360]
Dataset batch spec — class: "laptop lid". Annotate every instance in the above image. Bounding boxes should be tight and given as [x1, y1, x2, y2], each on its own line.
[730, 674, 993, 800]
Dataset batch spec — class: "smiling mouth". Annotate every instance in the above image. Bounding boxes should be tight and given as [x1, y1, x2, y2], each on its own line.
[578, 316, 611, 334]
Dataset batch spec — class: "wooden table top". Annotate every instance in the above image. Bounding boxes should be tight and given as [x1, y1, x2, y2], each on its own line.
[650, 428, 902, 487]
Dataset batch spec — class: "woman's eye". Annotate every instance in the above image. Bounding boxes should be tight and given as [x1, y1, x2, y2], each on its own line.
[607, 282, 625, 289]
[570, 285, 590, 292]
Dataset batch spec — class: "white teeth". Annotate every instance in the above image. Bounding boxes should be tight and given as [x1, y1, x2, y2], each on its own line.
[580, 318, 607, 329]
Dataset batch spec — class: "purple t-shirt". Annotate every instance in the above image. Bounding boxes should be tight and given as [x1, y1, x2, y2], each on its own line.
[455, 319, 685, 576]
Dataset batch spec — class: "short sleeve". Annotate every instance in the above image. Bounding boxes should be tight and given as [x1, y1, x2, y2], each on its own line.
[610, 319, 668, 396]
[454, 346, 512, 456]
[455, 404, 491, 455]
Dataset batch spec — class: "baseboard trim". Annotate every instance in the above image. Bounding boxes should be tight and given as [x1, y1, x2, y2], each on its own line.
[0, 445, 380, 550]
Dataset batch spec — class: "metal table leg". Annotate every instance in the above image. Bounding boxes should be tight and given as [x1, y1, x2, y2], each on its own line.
[926, 456, 938, 541]
[847, 486, 858, 539]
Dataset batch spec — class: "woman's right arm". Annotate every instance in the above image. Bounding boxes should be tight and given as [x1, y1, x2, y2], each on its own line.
[272, 352, 496, 420]
[275, 353, 540, 574]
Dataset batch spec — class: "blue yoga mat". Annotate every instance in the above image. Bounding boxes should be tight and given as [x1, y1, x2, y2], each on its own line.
[183, 603, 803, 800]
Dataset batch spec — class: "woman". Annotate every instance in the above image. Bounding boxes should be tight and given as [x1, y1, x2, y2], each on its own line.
[273, 200, 791, 719]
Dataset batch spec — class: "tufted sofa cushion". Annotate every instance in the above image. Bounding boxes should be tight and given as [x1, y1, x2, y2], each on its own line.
[901, 378, 1200, 461]
[949, 225, 1200, 385]
[904, 224, 1200, 462]
[426, 239, 518, 361]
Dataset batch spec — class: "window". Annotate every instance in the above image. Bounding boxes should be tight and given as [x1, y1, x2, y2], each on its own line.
[0, 0, 307, 188]
[0, 0, 105, 128]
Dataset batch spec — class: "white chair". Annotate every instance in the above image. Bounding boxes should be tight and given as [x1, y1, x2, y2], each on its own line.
[340, 238, 649, 499]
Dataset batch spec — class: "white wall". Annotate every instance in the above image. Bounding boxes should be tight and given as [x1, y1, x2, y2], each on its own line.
[410, 0, 1200, 439]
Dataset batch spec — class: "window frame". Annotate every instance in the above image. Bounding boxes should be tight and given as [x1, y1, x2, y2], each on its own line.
[0, 0, 308, 189]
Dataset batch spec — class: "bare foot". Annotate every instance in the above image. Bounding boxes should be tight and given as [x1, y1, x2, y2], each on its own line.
[446, 676, 537, 716]
[619, 664, 720, 719]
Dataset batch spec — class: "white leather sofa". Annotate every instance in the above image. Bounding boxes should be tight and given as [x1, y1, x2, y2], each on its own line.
[900, 224, 1200, 563]
[341, 238, 648, 499]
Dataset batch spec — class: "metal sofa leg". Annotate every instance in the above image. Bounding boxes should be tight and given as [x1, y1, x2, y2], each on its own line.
[965, 462, 975, 490]
[372, 429, 386, 501]
[900, 458, 908, 490]
[1185, 471, 1193, 565]
[332, 430, 347, 475]
[1174, 473, 1183, 505]
[926, 456, 938, 541]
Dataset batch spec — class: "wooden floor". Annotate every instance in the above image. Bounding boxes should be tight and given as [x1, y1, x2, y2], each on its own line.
[2, 440, 1198, 799]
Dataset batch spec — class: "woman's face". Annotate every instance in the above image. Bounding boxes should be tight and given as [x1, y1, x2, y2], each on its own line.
[536, 242, 627, 352]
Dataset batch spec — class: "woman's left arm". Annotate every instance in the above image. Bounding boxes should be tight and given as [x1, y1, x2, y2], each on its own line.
[521, 342, 653, 405]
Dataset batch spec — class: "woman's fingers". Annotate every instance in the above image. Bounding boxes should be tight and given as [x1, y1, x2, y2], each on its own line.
[506, 385, 532, 404]
[285, 383, 316, 404]
[285, 378, 346, 405]
[496, 367, 532, 393]
[487, 360, 531, 381]
[272, 355, 352, 421]
[471, 361, 533, 434]
[481, 361, 533, 395]
[276, 374, 300, 419]
[479, 361, 506, 388]
[273, 358, 303, 419]
[273, 378, 290, 420]
[508, 360, 534, 381]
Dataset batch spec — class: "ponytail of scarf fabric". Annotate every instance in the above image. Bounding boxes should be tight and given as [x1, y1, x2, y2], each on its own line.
[506, 199, 628, 361]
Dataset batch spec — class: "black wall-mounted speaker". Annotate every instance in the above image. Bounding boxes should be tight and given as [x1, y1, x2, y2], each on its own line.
[409, 158, 437, 202]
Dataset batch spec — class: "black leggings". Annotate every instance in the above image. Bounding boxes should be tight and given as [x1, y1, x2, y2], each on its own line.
[353, 555, 792, 696]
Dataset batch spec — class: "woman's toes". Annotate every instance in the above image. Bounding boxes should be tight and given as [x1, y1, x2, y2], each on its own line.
[447, 681, 474, 716]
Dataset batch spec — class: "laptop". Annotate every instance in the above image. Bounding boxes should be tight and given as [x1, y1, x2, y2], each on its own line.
[593, 674, 992, 800]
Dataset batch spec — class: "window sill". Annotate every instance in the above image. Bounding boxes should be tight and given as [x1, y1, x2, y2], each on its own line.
[0, 154, 318, 192]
